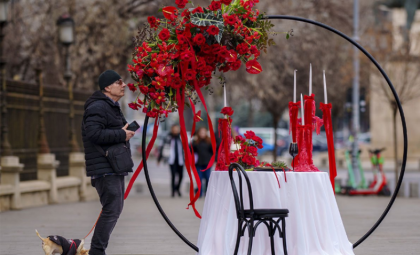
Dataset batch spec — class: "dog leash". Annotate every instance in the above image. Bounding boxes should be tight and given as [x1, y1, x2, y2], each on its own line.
[84, 210, 102, 239]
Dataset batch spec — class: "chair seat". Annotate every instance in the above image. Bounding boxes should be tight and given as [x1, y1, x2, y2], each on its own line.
[244, 209, 289, 218]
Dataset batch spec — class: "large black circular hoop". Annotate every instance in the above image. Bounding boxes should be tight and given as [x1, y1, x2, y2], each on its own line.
[140, 15, 408, 252]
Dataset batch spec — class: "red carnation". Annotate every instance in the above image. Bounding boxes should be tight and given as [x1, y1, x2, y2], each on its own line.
[221, 0, 232, 4]
[207, 25, 220, 36]
[184, 69, 197, 80]
[229, 152, 239, 163]
[175, 0, 188, 8]
[193, 33, 206, 46]
[159, 28, 171, 41]
[127, 83, 136, 92]
[246, 59, 262, 74]
[220, 106, 234, 116]
[139, 86, 149, 94]
[250, 45, 260, 57]
[129, 102, 141, 110]
[236, 42, 249, 55]
[147, 16, 159, 29]
[230, 60, 242, 71]
[209, 1, 222, 11]
[244, 130, 255, 139]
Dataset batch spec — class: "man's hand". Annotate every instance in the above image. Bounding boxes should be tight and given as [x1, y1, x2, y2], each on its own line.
[122, 123, 135, 141]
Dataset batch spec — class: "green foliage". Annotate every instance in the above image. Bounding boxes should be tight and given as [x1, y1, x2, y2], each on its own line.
[191, 10, 224, 43]
[271, 161, 288, 168]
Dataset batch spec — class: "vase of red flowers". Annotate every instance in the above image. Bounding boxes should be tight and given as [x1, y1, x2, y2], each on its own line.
[229, 130, 263, 170]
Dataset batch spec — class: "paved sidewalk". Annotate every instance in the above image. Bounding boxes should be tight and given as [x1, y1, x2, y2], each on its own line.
[1, 187, 419, 255]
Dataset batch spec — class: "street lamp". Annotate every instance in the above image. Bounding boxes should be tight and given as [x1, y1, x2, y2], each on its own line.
[57, 14, 79, 152]
[0, 0, 11, 157]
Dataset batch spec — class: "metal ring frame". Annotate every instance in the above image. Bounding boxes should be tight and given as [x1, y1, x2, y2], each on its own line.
[140, 15, 408, 252]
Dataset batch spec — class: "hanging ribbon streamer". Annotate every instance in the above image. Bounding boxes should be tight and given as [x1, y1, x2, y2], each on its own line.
[124, 118, 159, 199]
[320, 102, 337, 191]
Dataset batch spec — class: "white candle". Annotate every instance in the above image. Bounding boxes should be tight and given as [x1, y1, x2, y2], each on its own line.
[293, 70, 297, 103]
[301, 93, 305, 125]
[224, 84, 227, 107]
[309, 63, 312, 95]
[323, 70, 328, 104]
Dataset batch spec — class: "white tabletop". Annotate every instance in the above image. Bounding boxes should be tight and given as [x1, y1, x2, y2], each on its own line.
[197, 171, 354, 255]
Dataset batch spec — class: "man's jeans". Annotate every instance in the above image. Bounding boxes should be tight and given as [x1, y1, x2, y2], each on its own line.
[89, 175, 124, 255]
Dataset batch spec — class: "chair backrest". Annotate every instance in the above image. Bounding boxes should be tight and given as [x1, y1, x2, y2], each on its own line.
[228, 163, 254, 219]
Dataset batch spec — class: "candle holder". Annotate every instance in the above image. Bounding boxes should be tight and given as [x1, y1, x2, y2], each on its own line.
[288, 142, 298, 171]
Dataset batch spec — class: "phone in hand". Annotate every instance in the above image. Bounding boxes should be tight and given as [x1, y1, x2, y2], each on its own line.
[127, 121, 140, 132]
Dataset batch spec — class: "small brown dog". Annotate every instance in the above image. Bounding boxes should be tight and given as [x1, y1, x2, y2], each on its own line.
[36, 230, 89, 255]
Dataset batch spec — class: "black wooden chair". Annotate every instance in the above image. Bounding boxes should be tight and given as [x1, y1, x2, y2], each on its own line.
[228, 163, 289, 255]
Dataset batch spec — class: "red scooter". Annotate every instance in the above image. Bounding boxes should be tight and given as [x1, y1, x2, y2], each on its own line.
[344, 148, 391, 196]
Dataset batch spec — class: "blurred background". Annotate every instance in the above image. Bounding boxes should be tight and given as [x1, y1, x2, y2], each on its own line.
[0, 0, 420, 212]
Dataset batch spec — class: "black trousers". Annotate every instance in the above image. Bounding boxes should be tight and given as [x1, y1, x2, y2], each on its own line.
[89, 175, 124, 255]
[169, 164, 183, 196]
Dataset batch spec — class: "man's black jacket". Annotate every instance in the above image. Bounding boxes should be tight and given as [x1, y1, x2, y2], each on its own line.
[82, 91, 132, 176]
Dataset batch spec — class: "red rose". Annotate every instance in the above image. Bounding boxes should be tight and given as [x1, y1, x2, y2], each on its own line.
[221, 0, 232, 4]
[234, 135, 244, 143]
[206, 25, 220, 36]
[220, 106, 234, 116]
[205, 55, 216, 63]
[184, 69, 197, 80]
[242, 155, 255, 166]
[247, 146, 258, 156]
[219, 65, 230, 73]
[159, 28, 171, 41]
[246, 59, 262, 74]
[229, 152, 239, 163]
[230, 60, 242, 71]
[244, 130, 255, 139]
[208, 1, 222, 11]
[147, 16, 159, 29]
[171, 78, 183, 89]
[201, 45, 212, 54]
[175, 0, 188, 8]
[181, 50, 194, 61]
[192, 6, 204, 13]
[193, 33, 206, 46]
[224, 14, 236, 26]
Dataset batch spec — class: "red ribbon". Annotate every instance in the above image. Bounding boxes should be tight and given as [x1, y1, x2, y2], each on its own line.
[124, 118, 160, 200]
[320, 102, 337, 191]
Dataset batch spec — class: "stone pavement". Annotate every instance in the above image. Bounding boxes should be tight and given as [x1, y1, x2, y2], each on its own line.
[1, 183, 420, 255]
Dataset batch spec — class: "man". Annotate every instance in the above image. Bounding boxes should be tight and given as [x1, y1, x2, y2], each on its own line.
[82, 70, 135, 255]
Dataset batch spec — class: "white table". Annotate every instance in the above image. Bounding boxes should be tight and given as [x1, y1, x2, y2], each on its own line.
[197, 171, 354, 255]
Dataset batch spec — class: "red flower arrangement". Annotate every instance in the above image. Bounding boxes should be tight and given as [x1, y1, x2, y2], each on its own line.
[230, 132, 263, 170]
[127, 0, 278, 117]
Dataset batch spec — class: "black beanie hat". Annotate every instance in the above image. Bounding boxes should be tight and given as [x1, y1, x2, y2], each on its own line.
[98, 70, 121, 90]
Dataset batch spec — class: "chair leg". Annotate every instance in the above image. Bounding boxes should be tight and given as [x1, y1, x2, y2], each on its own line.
[247, 222, 254, 255]
[282, 217, 288, 255]
[270, 221, 276, 255]
[233, 220, 242, 255]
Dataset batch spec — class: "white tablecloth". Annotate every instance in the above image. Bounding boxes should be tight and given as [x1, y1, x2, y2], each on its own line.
[197, 172, 354, 255]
